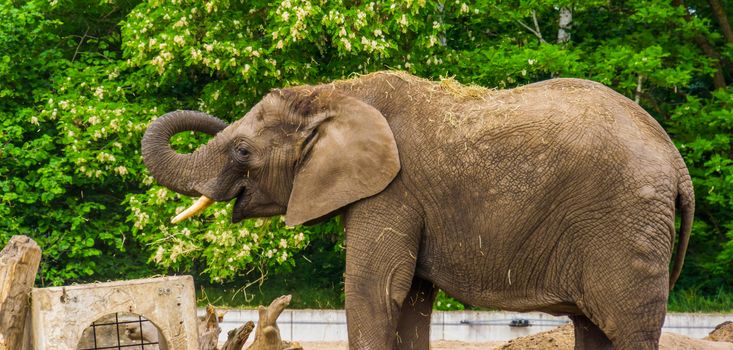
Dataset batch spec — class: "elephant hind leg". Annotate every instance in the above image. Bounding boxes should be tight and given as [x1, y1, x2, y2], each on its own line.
[395, 277, 437, 350]
[570, 315, 612, 350]
[576, 252, 668, 349]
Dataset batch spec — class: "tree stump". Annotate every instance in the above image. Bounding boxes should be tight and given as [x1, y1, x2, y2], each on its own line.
[199, 304, 222, 350]
[199, 295, 302, 350]
[0, 235, 41, 350]
[247, 295, 302, 350]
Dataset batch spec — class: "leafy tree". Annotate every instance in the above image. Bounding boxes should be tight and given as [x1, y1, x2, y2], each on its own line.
[0, 0, 731, 302]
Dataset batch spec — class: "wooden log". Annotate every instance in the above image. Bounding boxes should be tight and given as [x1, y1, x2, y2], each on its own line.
[221, 321, 254, 350]
[0, 235, 41, 350]
[247, 295, 302, 350]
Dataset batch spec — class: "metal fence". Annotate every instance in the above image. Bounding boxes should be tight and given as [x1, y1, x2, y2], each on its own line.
[77, 313, 161, 350]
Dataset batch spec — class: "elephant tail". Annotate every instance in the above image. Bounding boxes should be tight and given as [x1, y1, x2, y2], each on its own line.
[669, 169, 694, 290]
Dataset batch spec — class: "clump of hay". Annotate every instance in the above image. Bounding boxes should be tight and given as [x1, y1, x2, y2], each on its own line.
[439, 76, 491, 100]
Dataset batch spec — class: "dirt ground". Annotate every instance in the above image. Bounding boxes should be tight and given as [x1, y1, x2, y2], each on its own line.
[296, 321, 733, 349]
[298, 341, 505, 349]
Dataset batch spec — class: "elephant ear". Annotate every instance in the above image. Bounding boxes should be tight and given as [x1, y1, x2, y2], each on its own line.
[285, 93, 400, 226]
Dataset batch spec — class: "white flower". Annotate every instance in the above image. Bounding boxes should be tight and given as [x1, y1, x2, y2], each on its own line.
[279, 239, 287, 248]
[156, 188, 167, 200]
[341, 38, 352, 51]
[174, 17, 188, 27]
[154, 246, 165, 263]
[276, 40, 284, 49]
[191, 48, 202, 60]
[282, 11, 290, 21]
[174, 35, 185, 46]
[134, 212, 150, 229]
[115, 166, 128, 175]
[204, 43, 214, 52]
[30, 116, 39, 125]
[460, 3, 469, 13]
[398, 14, 408, 27]
[428, 35, 438, 47]
[373, 29, 382, 36]
[528, 59, 536, 65]
[88, 115, 100, 125]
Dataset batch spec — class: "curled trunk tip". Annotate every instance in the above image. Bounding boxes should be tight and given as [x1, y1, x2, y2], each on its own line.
[141, 110, 228, 196]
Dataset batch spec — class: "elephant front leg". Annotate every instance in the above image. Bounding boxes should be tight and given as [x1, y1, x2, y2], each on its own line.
[343, 200, 424, 350]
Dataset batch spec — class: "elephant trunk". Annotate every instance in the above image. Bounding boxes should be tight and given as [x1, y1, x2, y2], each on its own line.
[141, 110, 228, 197]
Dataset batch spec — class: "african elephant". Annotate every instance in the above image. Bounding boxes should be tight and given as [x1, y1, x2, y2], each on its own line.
[141, 71, 694, 350]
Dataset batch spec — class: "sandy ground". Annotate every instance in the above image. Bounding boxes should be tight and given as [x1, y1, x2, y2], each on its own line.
[298, 341, 505, 349]
[295, 321, 733, 349]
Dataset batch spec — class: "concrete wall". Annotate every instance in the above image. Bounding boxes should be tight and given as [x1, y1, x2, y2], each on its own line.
[33, 276, 199, 350]
[208, 309, 733, 343]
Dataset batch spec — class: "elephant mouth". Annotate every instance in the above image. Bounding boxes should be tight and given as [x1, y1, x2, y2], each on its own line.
[231, 187, 251, 223]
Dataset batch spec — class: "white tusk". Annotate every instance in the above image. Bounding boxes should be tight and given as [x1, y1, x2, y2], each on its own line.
[171, 196, 215, 224]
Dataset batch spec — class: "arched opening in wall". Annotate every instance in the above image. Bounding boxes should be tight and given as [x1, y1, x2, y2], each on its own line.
[76, 312, 169, 350]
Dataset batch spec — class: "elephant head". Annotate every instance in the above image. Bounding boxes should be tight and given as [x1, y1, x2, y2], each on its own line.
[142, 89, 400, 226]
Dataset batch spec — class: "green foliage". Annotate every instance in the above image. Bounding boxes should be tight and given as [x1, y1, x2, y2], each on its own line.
[668, 287, 733, 312]
[197, 237, 345, 308]
[0, 0, 731, 308]
[434, 290, 466, 311]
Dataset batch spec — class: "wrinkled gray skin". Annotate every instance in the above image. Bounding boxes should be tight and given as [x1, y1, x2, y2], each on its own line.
[142, 72, 694, 350]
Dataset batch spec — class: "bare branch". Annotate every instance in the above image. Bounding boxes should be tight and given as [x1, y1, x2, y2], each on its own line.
[635, 75, 644, 104]
[516, 11, 546, 44]
[532, 10, 543, 40]
[495, 6, 546, 44]
[72, 27, 90, 63]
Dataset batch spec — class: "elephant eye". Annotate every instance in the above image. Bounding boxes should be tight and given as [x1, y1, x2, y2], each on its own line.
[233, 144, 251, 162]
